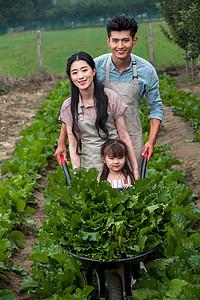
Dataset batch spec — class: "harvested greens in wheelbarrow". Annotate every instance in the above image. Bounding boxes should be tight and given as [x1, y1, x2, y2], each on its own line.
[56, 166, 166, 262]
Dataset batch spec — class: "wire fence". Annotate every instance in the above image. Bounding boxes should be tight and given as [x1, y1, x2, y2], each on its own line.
[0, 11, 163, 35]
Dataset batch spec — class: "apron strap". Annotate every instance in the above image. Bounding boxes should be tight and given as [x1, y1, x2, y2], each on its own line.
[131, 54, 138, 83]
[78, 103, 84, 121]
[106, 54, 138, 83]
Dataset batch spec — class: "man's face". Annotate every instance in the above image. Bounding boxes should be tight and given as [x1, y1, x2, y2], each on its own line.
[106, 30, 137, 61]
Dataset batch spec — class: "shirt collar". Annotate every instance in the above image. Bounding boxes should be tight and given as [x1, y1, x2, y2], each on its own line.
[79, 94, 95, 108]
[110, 54, 133, 73]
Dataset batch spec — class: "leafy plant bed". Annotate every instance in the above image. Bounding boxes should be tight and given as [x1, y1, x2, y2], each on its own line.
[46, 169, 165, 261]
[0, 80, 71, 297]
[45, 166, 184, 261]
[159, 74, 200, 141]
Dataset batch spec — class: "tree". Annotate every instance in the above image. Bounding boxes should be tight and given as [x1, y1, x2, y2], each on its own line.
[179, 2, 200, 80]
[0, 0, 55, 24]
[157, 0, 190, 75]
[157, 0, 200, 79]
[51, 0, 73, 19]
[0, 0, 161, 31]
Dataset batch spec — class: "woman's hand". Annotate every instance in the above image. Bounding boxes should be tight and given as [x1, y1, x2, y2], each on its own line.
[54, 144, 67, 166]
[54, 123, 68, 166]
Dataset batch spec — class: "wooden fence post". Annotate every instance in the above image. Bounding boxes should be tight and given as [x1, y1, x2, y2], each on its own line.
[148, 23, 156, 68]
[37, 30, 44, 75]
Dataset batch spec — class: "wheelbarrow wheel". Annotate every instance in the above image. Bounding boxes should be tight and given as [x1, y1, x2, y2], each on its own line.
[108, 272, 123, 300]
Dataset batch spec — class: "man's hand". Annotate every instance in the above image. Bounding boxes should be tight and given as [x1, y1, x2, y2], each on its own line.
[141, 141, 154, 162]
[142, 118, 162, 162]
[54, 144, 67, 166]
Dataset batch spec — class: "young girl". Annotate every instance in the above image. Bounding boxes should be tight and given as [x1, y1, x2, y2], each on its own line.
[99, 139, 134, 189]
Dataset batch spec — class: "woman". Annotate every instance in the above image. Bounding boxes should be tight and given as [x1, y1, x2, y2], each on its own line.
[58, 51, 139, 180]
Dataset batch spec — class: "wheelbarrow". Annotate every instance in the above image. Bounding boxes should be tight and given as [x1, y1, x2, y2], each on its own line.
[60, 153, 159, 300]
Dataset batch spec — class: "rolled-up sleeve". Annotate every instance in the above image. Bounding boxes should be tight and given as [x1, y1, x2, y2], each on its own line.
[58, 97, 72, 126]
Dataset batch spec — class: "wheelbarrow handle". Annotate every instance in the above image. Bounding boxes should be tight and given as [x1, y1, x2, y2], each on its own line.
[140, 152, 148, 179]
[61, 152, 147, 184]
[61, 155, 71, 185]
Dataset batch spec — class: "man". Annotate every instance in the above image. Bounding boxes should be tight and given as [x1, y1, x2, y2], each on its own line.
[54, 15, 163, 172]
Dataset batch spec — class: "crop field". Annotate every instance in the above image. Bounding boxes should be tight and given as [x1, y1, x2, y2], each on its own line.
[0, 19, 200, 300]
[0, 72, 200, 299]
[0, 21, 188, 78]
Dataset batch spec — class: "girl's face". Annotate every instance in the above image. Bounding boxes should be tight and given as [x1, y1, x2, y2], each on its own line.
[70, 60, 96, 91]
[103, 153, 126, 173]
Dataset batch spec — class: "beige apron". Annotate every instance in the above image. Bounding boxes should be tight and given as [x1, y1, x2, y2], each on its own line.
[78, 104, 118, 174]
[104, 54, 144, 172]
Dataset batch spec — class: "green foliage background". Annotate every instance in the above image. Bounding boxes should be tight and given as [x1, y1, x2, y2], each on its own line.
[0, 0, 159, 24]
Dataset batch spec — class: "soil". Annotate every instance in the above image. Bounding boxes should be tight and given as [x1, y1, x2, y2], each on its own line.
[0, 78, 59, 299]
[0, 69, 200, 299]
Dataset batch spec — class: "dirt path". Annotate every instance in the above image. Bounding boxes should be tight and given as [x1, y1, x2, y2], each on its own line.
[156, 105, 200, 207]
[0, 74, 200, 298]
[0, 79, 58, 299]
[0, 79, 58, 179]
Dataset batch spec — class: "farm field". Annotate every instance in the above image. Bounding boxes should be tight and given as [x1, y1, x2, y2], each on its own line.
[0, 67, 200, 299]
[0, 21, 200, 299]
[0, 21, 192, 78]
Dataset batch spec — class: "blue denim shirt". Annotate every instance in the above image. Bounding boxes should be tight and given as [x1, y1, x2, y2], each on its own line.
[94, 53, 163, 121]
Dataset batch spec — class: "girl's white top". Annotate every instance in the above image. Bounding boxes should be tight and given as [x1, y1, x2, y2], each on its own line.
[108, 175, 131, 188]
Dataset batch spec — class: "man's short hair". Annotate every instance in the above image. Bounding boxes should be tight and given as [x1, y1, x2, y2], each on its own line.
[106, 15, 138, 39]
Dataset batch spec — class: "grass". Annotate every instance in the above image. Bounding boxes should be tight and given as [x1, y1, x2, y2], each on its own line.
[0, 21, 199, 78]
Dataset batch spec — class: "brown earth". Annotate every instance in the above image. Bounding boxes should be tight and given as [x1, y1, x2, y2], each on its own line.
[0, 70, 200, 299]
[0, 78, 59, 299]
[157, 70, 200, 209]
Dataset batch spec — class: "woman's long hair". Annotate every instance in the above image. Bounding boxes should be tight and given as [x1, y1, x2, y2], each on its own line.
[66, 51, 109, 154]
[99, 139, 135, 184]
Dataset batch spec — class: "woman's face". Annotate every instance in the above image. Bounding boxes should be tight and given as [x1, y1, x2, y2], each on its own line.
[70, 60, 96, 91]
